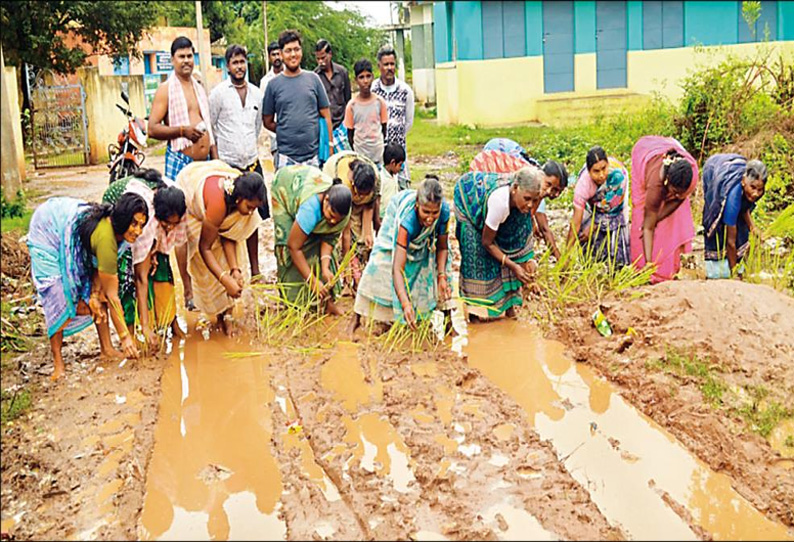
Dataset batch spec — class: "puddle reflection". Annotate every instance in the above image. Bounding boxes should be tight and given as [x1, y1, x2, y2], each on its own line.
[139, 332, 285, 541]
[466, 319, 792, 541]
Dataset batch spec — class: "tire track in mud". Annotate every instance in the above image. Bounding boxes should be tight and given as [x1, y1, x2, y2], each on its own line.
[274, 340, 623, 541]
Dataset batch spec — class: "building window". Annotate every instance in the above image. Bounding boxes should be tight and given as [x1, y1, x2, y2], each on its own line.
[112, 55, 131, 76]
[643, 1, 683, 50]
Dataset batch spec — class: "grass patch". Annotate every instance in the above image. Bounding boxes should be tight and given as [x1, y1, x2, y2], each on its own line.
[647, 347, 727, 407]
[735, 400, 792, 439]
[0, 209, 33, 234]
[1, 387, 32, 426]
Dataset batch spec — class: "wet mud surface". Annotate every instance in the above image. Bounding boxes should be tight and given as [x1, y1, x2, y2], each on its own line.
[3, 150, 794, 540]
[551, 280, 794, 530]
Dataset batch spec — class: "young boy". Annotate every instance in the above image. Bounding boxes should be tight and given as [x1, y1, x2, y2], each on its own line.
[344, 58, 388, 166]
[377, 143, 406, 224]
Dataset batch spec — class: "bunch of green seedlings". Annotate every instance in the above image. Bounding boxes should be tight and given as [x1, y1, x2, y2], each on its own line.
[532, 217, 655, 323]
[249, 245, 358, 346]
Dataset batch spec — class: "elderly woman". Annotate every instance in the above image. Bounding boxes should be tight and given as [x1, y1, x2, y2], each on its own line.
[454, 167, 544, 320]
[567, 146, 630, 266]
[471, 150, 568, 259]
[349, 176, 452, 333]
[177, 160, 266, 335]
[702, 154, 767, 278]
[28, 193, 148, 379]
[629, 136, 698, 283]
[322, 150, 379, 286]
[103, 171, 189, 346]
[271, 165, 352, 315]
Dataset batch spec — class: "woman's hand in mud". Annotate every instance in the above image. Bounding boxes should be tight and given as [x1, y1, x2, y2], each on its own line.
[578, 227, 591, 245]
[510, 261, 532, 285]
[143, 326, 158, 349]
[402, 302, 417, 330]
[221, 274, 243, 298]
[231, 268, 244, 289]
[120, 335, 139, 359]
[523, 259, 538, 278]
[438, 275, 451, 303]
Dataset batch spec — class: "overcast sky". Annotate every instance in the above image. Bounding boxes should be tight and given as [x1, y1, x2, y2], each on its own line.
[326, 1, 395, 26]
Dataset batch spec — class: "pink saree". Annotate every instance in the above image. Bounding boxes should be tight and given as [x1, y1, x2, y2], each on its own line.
[629, 136, 698, 283]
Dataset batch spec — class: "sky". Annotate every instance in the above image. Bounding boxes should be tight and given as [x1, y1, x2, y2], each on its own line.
[325, 1, 396, 26]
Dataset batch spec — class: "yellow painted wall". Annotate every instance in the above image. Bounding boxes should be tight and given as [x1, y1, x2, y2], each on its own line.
[628, 41, 794, 101]
[436, 63, 460, 124]
[3, 66, 26, 181]
[434, 41, 794, 126]
[574, 53, 596, 93]
[79, 67, 147, 165]
[435, 56, 544, 127]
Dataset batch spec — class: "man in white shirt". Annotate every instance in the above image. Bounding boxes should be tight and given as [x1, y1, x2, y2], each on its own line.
[259, 41, 284, 166]
[209, 44, 267, 277]
[372, 45, 415, 187]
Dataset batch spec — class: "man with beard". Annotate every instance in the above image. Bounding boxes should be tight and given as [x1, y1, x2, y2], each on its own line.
[209, 44, 269, 278]
[371, 45, 414, 187]
[315, 39, 352, 156]
[259, 41, 284, 166]
[148, 36, 216, 310]
[263, 29, 333, 169]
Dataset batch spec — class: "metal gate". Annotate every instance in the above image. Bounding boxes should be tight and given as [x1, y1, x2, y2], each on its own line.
[28, 69, 90, 168]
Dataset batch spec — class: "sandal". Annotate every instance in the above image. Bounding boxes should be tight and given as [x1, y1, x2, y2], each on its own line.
[185, 298, 198, 312]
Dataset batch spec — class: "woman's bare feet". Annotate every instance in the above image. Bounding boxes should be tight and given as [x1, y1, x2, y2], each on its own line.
[51, 358, 65, 381]
[325, 299, 343, 316]
[171, 319, 187, 340]
[100, 346, 126, 360]
[346, 313, 361, 336]
[217, 312, 236, 337]
[505, 306, 517, 319]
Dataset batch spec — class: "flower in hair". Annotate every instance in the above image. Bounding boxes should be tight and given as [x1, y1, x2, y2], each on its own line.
[222, 176, 235, 196]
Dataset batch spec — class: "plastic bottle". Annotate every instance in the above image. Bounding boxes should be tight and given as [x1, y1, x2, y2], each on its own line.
[592, 309, 613, 337]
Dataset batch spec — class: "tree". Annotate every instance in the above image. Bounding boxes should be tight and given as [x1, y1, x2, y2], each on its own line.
[0, 1, 161, 73]
[151, 0, 386, 82]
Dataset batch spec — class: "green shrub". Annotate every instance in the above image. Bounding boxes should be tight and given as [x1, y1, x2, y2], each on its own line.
[759, 133, 794, 212]
[1, 189, 26, 219]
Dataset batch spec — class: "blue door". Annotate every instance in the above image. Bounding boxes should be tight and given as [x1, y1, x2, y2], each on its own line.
[596, 1, 627, 89]
[542, 1, 574, 93]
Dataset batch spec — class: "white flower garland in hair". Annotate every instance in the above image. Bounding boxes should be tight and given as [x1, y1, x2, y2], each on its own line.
[222, 176, 235, 196]
[663, 155, 683, 167]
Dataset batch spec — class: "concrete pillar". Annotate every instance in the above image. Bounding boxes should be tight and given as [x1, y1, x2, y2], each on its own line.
[1, 46, 22, 197]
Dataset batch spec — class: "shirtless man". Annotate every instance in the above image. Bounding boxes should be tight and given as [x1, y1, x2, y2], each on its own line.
[149, 36, 218, 311]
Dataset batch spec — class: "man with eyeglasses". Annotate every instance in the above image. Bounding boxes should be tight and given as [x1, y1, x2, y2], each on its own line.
[263, 29, 334, 169]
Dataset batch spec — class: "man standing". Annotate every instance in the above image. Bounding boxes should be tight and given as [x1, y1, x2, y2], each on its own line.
[148, 36, 216, 310]
[314, 39, 352, 155]
[263, 29, 334, 169]
[259, 41, 284, 165]
[372, 45, 414, 186]
[209, 44, 268, 278]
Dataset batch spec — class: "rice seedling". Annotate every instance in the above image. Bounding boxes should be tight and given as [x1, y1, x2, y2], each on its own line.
[248, 245, 358, 346]
[530, 234, 655, 323]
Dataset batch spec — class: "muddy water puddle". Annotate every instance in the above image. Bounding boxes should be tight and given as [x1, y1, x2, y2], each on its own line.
[138, 332, 286, 541]
[465, 319, 793, 540]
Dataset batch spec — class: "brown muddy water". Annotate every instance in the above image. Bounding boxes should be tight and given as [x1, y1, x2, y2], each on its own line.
[137, 316, 792, 540]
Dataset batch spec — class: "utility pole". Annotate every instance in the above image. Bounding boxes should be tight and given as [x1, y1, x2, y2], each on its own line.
[263, 0, 270, 75]
[195, 0, 209, 87]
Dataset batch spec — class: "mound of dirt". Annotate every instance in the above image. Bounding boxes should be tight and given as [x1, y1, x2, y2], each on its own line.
[551, 280, 794, 527]
[1, 233, 30, 281]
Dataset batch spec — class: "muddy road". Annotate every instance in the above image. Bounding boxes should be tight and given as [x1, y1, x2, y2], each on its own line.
[2, 148, 793, 540]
